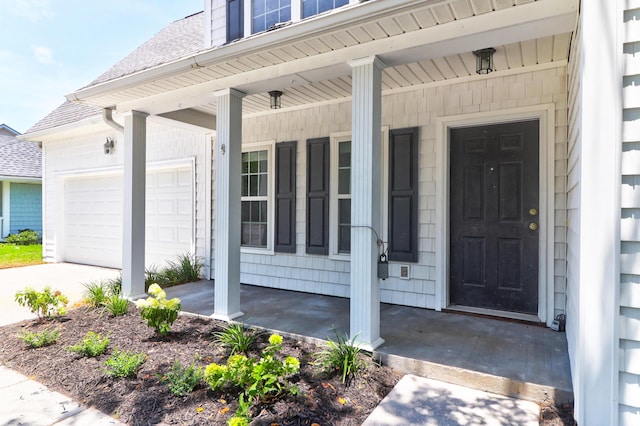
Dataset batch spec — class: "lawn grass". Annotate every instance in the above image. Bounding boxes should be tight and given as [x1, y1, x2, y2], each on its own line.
[0, 243, 43, 269]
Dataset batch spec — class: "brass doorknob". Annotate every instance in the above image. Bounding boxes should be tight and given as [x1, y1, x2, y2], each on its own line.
[528, 222, 538, 231]
[529, 208, 538, 216]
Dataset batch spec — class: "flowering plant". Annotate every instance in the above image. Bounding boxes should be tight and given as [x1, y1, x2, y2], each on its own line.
[15, 286, 68, 319]
[135, 284, 181, 335]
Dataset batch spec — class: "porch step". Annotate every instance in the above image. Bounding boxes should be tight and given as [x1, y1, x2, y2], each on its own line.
[374, 351, 574, 404]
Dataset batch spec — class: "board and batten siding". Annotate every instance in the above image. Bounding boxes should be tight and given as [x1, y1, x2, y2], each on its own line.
[42, 121, 208, 268]
[210, 66, 569, 311]
[620, 4, 640, 424]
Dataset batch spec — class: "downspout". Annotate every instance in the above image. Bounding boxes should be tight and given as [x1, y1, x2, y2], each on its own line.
[103, 108, 124, 133]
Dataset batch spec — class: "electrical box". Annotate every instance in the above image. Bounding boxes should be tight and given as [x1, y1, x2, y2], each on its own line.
[377, 254, 388, 280]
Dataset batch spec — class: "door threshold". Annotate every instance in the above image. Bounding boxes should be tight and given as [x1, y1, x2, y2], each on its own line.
[445, 305, 544, 326]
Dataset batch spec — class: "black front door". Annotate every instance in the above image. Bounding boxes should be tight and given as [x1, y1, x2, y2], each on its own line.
[449, 120, 539, 314]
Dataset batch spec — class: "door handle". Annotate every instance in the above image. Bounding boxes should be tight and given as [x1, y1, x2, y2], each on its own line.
[529, 208, 538, 216]
[528, 222, 538, 231]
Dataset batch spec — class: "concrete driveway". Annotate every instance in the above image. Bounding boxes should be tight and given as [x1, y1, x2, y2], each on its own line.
[0, 263, 120, 326]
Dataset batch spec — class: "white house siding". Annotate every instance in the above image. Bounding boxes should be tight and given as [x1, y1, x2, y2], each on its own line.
[206, 0, 226, 48]
[565, 11, 582, 421]
[620, 4, 640, 424]
[42, 120, 208, 270]
[213, 65, 568, 312]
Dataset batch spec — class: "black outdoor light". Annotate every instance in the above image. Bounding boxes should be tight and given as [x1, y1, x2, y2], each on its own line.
[473, 48, 496, 74]
[104, 137, 115, 154]
[269, 90, 282, 109]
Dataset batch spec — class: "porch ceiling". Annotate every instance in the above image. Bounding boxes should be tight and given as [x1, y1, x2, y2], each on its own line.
[69, 0, 576, 118]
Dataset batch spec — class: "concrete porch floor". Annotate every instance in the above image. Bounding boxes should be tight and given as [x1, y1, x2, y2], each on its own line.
[165, 280, 573, 404]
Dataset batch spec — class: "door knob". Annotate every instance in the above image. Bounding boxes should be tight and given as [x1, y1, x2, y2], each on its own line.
[529, 208, 538, 216]
[528, 222, 538, 231]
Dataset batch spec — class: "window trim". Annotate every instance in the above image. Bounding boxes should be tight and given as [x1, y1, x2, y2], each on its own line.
[241, 141, 275, 254]
[328, 127, 389, 260]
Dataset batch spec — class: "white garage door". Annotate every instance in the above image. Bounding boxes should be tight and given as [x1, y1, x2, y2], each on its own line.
[63, 165, 193, 269]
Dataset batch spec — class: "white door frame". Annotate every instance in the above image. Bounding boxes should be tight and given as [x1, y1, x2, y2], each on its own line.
[435, 104, 557, 325]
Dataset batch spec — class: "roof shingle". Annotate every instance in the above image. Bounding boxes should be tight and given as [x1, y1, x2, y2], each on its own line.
[0, 135, 42, 179]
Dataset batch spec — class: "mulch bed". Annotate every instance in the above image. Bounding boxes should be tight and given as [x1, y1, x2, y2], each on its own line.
[0, 304, 575, 425]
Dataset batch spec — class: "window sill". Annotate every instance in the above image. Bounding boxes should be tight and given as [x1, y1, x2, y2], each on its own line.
[241, 247, 275, 256]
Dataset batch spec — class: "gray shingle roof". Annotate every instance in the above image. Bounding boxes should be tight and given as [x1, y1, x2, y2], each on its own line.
[26, 11, 204, 135]
[0, 135, 42, 179]
[86, 11, 204, 88]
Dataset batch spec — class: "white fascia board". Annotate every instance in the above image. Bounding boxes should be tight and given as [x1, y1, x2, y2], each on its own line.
[0, 176, 41, 183]
[21, 115, 111, 142]
[117, 0, 576, 115]
[70, 0, 575, 108]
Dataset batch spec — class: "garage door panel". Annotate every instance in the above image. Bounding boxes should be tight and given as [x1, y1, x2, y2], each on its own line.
[64, 166, 193, 269]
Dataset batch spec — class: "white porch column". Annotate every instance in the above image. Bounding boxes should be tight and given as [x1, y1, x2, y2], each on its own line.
[349, 56, 384, 351]
[213, 88, 244, 321]
[122, 110, 148, 298]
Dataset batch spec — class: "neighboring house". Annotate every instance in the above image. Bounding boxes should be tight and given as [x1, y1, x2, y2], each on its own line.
[0, 124, 42, 239]
[20, 0, 640, 424]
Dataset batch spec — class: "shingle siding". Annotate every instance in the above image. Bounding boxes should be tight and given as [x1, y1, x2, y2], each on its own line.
[213, 66, 568, 310]
[9, 182, 42, 235]
[620, 4, 640, 423]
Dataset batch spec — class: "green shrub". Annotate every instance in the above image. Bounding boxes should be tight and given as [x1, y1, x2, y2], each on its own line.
[104, 349, 146, 378]
[102, 294, 129, 316]
[66, 331, 109, 357]
[82, 281, 110, 307]
[144, 253, 203, 290]
[18, 327, 60, 348]
[15, 286, 68, 319]
[213, 323, 256, 355]
[135, 284, 181, 335]
[204, 333, 299, 424]
[314, 329, 366, 386]
[160, 360, 203, 396]
[4, 229, 40, 245]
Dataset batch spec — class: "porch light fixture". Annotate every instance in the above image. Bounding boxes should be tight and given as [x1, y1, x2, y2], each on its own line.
[473, 48, 496, 74]
[103, 137, 115, 155]
[269, 90, 282, 109]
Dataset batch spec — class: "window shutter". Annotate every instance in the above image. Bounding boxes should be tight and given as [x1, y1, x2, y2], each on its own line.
[275, 141, 297, 253]
[389, 127, 419, 262]
[306, 137, 330, 255]
[227, 0, 243, 43]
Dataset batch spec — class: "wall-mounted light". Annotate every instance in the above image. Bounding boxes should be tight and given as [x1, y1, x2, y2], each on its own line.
[472, 48, 496, 75]
[269, 90, 282, 109]
[104, 137, 115, 154]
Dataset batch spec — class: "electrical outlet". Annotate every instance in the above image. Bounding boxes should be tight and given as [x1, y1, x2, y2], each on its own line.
[399, 265, 410, 279]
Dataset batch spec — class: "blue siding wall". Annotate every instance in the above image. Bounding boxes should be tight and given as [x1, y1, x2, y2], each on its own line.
[9, 183, 42, 235]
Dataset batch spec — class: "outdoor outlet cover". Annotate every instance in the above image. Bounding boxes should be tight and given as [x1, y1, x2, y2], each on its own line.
[400, 265, 410, 279]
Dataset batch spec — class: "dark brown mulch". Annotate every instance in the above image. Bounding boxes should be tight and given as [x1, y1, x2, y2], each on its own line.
[0, 305, 575, 425]
[0, 305, 399, 425]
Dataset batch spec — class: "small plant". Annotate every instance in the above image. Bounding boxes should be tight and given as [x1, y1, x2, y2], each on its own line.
[314, 329, 366, 386]
[82, 280, 110, 307]
[144, 253, 203, 290]
[204, 333, 300, 424]
[160, 360, 204, 396]
[18, 327, 60, 348]
[104, 349, 146, 378]
[102, 294, 129, 316]
[15, 286, 68, 319]
[135, 284, 181, 335]
[66, 331, 109, 357]
[213, 322, 256, 355]
[4, 229, 40, 245]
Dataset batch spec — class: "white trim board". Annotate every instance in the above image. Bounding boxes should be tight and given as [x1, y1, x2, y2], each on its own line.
[435, 104, 556, 325]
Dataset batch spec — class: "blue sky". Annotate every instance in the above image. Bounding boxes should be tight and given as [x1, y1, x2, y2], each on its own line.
[0, 0, 203, 134]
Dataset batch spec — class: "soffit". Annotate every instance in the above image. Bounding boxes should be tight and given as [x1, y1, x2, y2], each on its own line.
[78, 0, 574, 116]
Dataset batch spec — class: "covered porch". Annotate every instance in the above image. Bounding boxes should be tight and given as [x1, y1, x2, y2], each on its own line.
[165, 280, 573, 404]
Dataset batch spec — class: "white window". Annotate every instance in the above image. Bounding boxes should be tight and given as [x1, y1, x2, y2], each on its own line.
[241, 143, 274, 251]
[252, 0, 291, 33]
[329, 128, 389, 258]
[302, 0, 348, 18]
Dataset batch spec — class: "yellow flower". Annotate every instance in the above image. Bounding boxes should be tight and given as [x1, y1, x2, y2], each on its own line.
[147, 283, 166, 299]
[269, 334, 283, 346]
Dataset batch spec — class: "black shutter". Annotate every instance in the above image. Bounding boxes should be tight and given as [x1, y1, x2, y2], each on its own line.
[389, 127, 419, 262]
[306, 137, 330, 255]
[275, 141, 297, 253]
[227, 0, 243, 43]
